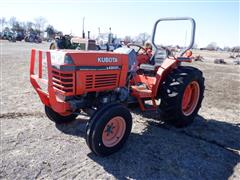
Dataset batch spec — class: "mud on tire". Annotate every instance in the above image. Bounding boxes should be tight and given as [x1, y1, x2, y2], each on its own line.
[159, 66, 205, 127]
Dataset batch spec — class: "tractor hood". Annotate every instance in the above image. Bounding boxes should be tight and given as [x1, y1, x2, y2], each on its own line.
[50, 48, 136, 72]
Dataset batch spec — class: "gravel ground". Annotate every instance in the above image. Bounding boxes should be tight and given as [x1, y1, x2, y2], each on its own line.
[1, 40, 239, 179]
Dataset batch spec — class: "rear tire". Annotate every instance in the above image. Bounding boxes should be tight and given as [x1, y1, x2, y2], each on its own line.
[49, 42, 58, 49]
[86, 103, 132, 156]
[159, 66, 205, 127]
[45, 106, 78, 124]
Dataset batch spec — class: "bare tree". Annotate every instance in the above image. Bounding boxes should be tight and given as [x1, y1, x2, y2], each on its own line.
[0, 17, 6, 25]
[45, 25, 56, 39]
[124, 36, 133, 44]
[0, 17, 7, 31]
[34, 17, 47, 34]
[136, 32, 150, 45]
[232, 46, 240, 53]
[223, 46, 231, 52]
[3, 27, 10, 32]
[26, 21, 35, 32]
[9, 16, 17, 29]
[0, 16, 60, 40]
[19, 21, 27, 32]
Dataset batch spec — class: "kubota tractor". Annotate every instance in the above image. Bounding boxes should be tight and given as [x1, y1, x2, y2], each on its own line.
[30, 17, 204, 156]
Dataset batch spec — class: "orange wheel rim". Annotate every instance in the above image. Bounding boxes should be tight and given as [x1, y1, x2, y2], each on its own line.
[58, 110, 73, 116]
[102, 116, 126, 147]
[182, 81, 200, 116]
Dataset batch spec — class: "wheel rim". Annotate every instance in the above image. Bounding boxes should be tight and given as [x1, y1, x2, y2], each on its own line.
[102, 116, 126, 147]
[59, 111, 72, 116]
[182, 81, 200, 116]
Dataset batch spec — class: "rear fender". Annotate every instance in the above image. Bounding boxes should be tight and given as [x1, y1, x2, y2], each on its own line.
[152, 58, 178, 97]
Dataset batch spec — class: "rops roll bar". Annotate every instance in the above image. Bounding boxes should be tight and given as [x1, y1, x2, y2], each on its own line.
[151, 17, 196, 56]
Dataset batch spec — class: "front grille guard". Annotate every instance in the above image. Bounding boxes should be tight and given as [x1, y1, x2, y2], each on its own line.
[30, 49, 71, 114]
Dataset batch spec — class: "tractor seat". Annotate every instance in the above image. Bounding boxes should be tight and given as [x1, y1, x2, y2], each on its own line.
[139, 63, 160, 71]
[139, 49, 166, 71]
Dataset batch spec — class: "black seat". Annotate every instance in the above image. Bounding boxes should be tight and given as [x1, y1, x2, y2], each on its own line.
[139, 64, 155, 71]
[139, 49, 166, 71]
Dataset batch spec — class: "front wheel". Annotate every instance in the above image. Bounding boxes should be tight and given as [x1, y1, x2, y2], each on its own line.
[45, 106, 78, 124]
[159, 66, 205, 127]
[86, 103, 132, 156]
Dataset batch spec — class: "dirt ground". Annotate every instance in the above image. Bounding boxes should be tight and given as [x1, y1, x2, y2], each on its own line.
[1, 40, 239, 179]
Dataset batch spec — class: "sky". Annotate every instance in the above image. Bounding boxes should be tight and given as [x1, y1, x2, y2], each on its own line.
[0, 0, 239, 48]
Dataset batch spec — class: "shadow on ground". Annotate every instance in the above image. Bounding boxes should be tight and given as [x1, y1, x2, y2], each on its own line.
[56, 111, 240, 179]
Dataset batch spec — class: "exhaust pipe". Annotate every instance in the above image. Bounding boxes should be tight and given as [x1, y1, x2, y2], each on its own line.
[82, 17, 85, 38]
[88, 31, 90, 39]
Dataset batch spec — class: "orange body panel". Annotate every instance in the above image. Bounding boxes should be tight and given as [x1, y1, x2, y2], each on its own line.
[130, 58, 178, 111]
[132, 75, 156, 90]
[131, 58, 177, 98]
[30, 48, 180, 113]
[65, 51, 129, 95]
[136, 54, 151, 65]
[67, 51, 125, 65]
[76, 70, 121, 94]
[51, 68, 76, 96]
[152, 58, 178, 97]
[30, 49, 129, 114]
[30, 49, 72, 114]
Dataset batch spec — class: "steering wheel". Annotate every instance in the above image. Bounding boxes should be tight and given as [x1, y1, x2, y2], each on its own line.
[127, 43, 148, 55]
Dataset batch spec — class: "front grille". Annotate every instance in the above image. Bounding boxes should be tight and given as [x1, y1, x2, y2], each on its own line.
[86, 75, 93, 89]
[52, 70, 74, 94]
[85, 73, 118, 89]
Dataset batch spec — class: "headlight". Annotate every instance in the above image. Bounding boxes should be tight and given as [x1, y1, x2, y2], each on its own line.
[50, 51, 74, 65]
[50, 51, 65, 65]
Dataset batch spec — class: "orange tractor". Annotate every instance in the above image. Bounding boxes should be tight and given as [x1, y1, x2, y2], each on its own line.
[30, 17, 204, 156]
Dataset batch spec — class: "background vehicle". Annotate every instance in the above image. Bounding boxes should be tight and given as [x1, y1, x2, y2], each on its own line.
[25, 32, 42, 43]
[49, 33, 96, 50]
[1, 31, 16, 42]
[95, 29, 122, 51]
[15, 31, 25, 41]
[30, 17, 204, 156]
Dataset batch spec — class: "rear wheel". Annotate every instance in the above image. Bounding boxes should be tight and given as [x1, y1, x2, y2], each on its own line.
[159, 66, 205, 127]
[29, 37, 34, 42]
[45, 106, 78, 124]
[86, 103, 132, 156]
[49, 42, 58, 49]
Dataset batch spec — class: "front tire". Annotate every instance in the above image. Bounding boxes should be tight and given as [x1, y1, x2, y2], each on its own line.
[159, 66, 205, 127]
[86, 103, 132, 156]
[45, 106, 78, 124]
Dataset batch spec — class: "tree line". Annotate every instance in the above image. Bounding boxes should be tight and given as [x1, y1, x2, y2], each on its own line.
[0, 16, 58, 39]
[201, 42, 240, 52]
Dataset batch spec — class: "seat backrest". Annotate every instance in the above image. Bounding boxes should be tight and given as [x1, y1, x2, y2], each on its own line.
[149, 49, 166, 65]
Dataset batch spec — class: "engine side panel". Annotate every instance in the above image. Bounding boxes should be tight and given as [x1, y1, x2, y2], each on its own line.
[76, 69, 121, 94]
[65, 51, 129, 95]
